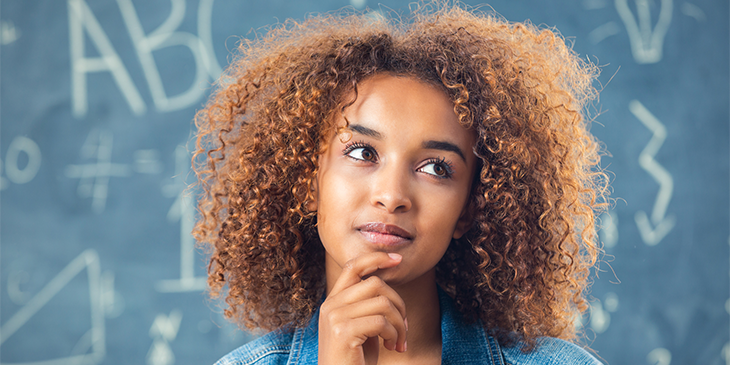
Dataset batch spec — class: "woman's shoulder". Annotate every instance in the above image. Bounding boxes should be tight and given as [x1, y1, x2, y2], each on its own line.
[213, 330, 294, 365]
[500, 337, 603, 365]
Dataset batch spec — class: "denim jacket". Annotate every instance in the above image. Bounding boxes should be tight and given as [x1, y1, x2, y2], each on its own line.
[214, 289, 602, 365]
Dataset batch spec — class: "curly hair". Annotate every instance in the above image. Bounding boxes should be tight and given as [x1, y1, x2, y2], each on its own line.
[192, 0, 608, 348]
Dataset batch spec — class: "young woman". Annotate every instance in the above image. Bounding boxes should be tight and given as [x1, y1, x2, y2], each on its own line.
[193, 2, 608, 364]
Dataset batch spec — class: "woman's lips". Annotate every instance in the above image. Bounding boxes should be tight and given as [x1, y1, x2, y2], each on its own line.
[357, 223, 413, 246]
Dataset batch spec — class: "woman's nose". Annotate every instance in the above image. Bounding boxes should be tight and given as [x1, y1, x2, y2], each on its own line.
[370, 164, 412, 213]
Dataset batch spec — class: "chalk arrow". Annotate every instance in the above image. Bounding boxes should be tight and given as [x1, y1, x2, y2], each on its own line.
[630, 100, 675, 246]
[615, 0, 673, 64]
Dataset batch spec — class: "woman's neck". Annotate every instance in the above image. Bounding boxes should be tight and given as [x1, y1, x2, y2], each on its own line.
[376, 268, 442, 365]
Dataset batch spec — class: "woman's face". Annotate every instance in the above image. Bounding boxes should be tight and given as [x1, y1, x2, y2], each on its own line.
[312, 74, 477, 290]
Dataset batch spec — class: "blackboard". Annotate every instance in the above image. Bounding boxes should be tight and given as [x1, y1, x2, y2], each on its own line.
[1, 0, 727, 364]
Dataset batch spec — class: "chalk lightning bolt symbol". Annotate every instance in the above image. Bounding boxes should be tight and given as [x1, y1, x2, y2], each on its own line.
[630, 100, 675, 246]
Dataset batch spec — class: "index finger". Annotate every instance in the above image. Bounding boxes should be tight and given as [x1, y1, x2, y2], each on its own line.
[329, 252, 402, 296]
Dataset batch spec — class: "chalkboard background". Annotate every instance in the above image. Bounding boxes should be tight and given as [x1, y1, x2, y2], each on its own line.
[1, 0, 728, 364]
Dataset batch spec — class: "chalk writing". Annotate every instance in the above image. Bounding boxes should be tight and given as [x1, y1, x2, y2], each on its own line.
[1, 20, 20, 45]
[615, 0, 673, 63]
[0, 250, 115, 365]
[157, 145, 206, 292]
[573, 292, 620, 335]
[583, 0, 608, 9]
[604, 292, 620, 312]
[589, 302, 611, 333]
[647, 347, 671, 365]
[116, 0, 209, 112]
[350, 0, 367, 9]
[599, 211, 619, 249]
[5, 136, 42, 184]
[589, 22, 621, 44]
[197, 0, 223, 77]
[68, 0, 146, 117]
[589, 292, 620, 334]
[69, 0, 224, 117]
[134, 149, 163, 174]
[100, 271, 125, 319]
[1, 136, 42, 191]
[146, 310, 182, 365]
[65, 130, 131, 213]
[630, 100, 675, 246]
[681, 2, 705, 22]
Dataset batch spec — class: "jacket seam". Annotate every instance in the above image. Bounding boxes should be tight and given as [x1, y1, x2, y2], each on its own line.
[288, 327, 305, 365]
[486, 333, 506, 365]
[225, 346, 290, 365]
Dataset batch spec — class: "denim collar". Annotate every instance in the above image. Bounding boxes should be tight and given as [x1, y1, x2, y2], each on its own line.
[286, 287, 505, 365]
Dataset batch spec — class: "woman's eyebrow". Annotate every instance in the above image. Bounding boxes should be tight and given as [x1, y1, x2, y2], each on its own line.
[349, 124, 466, 162]
[423, 140, 466, 162]
[348, 124, 382, 139]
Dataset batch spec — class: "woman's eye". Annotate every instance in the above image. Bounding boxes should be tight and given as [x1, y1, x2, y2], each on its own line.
[419, 160, 454, 178]
[346, 146, 377, 162]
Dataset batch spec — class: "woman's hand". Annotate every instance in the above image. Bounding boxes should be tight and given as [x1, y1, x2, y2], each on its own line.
[318, 252, 408, 365]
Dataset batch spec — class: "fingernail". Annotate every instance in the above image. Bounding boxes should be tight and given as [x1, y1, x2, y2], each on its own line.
[388, 253, 402, 261]
[404, 340, 408, 352]
[405, 318, 409, 331]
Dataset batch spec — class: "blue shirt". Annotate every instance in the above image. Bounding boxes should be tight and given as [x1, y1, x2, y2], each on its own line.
[214, 289, 602, 365]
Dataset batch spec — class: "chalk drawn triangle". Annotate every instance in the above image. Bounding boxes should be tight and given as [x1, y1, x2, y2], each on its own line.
[0, 250, 105, 365]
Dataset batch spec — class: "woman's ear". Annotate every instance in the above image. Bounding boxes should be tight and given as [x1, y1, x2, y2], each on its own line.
[452, 203, 473, 239]
[306, 197, 318, 212]
[306, 180, 318, 212]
